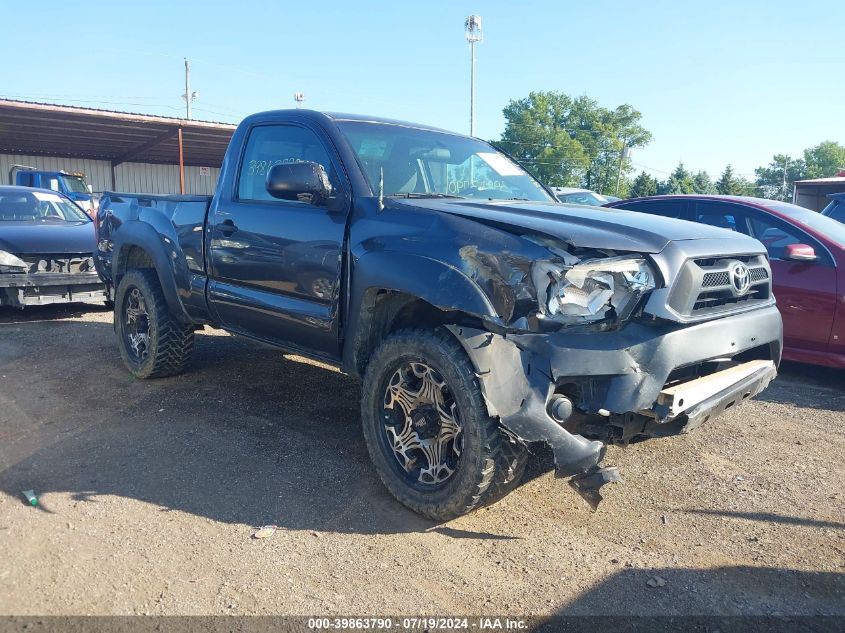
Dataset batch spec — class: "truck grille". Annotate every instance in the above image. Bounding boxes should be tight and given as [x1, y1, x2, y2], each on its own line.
[701, 266, 768, 288]
[701, 271, 730, 287]
[667, 255, 772, 318]
[20, 255, 96, 274]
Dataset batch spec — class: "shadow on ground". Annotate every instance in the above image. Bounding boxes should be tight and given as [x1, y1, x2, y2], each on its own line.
[547, 565, 845, 623]
[756, 361, 845, 411]
[0, 302, 111, 324]
[684, 509, 845, 530]
[0, 310, 518, 539]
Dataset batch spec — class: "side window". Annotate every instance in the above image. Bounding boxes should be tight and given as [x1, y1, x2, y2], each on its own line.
[747, 214, 829, 264]
[694, 202, 748, 234]
[623, 200, 685, 218]
[237, 125, 336, 202]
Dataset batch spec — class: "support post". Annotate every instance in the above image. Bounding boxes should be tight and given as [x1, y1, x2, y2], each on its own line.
[470, 40, 476, 137]
[178, 127, 185, 194]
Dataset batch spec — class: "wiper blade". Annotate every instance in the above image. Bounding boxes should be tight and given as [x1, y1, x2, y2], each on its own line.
[388, 192, 464, 199]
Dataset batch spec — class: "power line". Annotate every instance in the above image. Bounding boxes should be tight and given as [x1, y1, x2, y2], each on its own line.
[501, 121, 614, 137]
[0, 94, 183, 110]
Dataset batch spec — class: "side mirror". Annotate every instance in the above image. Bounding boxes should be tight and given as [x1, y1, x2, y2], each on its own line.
[784, 243, 817, 262]
[266, 161, 332, 206]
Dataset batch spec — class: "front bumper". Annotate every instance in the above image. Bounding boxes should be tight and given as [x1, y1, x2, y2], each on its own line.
[0, 272, 107, 308]
[447, 304, 783, 478]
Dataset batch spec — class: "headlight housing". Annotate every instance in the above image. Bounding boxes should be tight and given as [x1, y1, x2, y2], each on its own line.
[0, 250, 27, 274]
[532, 255, 656, 324]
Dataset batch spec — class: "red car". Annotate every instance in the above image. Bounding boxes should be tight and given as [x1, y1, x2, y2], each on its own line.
[606, 195, 845, 368]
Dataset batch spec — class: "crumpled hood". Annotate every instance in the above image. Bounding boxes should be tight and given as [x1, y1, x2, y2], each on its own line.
[0, 221, 95, 255]
[391, 199, 764, 254]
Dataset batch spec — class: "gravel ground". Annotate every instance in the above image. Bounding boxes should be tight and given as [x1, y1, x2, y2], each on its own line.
[0, 304, 843, 617]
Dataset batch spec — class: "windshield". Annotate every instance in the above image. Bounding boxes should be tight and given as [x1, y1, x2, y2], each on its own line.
[0, 191, 90, 222]
[61, 175, 89, 194]
[337, 121, 553, 202]
[557, 191, 609, 206]
[764, 200, 845, 248]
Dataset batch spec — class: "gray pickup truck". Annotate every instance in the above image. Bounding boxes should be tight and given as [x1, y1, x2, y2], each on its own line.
[95, 110, 782, 519]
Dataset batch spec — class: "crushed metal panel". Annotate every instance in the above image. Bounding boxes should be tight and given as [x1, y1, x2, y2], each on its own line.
[446, 325, 606, 480]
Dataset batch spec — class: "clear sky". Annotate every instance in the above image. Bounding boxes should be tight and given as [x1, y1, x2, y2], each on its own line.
[2, 0, 842, 180]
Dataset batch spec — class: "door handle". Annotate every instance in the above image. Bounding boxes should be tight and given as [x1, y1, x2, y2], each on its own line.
[218, 219, 238, 236]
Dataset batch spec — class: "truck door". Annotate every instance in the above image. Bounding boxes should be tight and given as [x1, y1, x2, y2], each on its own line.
[206, 122, 350, 358]
[34, 173, 61, 192]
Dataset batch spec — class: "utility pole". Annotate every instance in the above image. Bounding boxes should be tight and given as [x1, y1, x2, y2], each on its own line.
[182, 58, 197, 119]
[465, 15, 483, 137]
[615, 144, 630, 195]
[782, 156, 790, 200]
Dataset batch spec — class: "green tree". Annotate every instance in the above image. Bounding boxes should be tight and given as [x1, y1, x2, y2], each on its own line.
[716, 165, 755, 196]
[496, 91, 652, 191]
[692, 170, 715, 194]
[754, 154, 806, 201]
[629, 171, 658, 198]
[657, 162, 695, 194]
[803, 141, 845, 179]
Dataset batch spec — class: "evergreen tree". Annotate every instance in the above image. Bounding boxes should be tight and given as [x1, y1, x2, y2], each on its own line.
[629, 171, 658, 198]
[716, 165, 755, 196]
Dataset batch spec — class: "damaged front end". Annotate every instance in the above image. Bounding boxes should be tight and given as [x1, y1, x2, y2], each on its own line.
[451, 233, 781, 509]
[445, 323, 624, 508]
[0, 251, 107, 308]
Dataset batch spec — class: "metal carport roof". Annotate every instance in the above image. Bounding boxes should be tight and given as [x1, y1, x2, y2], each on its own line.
[0, 99, 236, 168]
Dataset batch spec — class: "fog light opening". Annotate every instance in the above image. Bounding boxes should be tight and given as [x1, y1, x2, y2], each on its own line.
[547, 394, 574, 424]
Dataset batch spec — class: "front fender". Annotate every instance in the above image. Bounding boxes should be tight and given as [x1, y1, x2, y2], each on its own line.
[342, 250, 503, 374]
[356, 250, 499, 316]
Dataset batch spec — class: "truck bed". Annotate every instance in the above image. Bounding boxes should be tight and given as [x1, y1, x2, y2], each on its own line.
[95, 191, 213, 317]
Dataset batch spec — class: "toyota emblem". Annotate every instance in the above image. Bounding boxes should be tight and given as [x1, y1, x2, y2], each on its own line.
[730, 262, 751, 296]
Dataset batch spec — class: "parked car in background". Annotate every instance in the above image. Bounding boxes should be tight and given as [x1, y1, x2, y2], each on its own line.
[821, 192, 845, 223]
[606, 195, 845, 368]
[9, 165, 97, 217]
[551, 187, 615, 206]
[0, 185, 106, 308]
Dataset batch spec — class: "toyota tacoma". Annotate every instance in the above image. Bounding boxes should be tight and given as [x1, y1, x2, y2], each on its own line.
[94, 110, 782, 519]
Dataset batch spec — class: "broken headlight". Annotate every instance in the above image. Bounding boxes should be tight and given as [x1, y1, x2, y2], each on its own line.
[0, 250, 27, 274]
[532, 255, 656, 324]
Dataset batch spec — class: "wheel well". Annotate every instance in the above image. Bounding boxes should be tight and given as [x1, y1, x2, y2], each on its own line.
[351, 290, 485, 378]
[115, 245, 154, 285]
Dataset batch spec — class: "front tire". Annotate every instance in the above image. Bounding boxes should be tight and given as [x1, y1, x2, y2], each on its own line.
[114, 269, 195, 379]
[361, 328, 527, 520]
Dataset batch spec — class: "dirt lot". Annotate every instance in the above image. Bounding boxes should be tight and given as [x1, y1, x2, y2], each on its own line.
[0, 304, 843, 617]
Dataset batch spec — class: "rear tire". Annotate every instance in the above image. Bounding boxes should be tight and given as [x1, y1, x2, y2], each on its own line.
[114, 269, 194, 379]
[361, 327, 527, 520]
